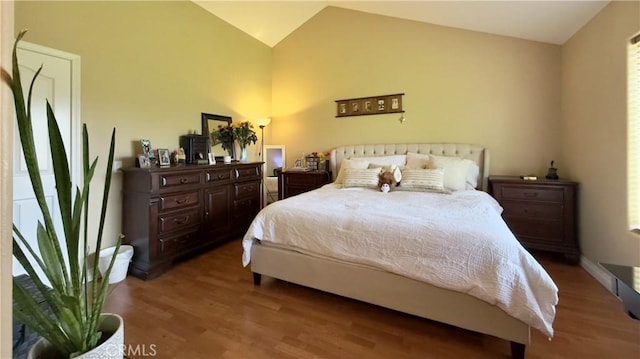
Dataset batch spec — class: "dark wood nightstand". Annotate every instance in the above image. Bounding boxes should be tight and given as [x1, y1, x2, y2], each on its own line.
[489, 176, 580, 264]
[278, 170, 332, 199]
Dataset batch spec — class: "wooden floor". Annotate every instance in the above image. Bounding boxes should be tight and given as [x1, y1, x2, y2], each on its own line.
[104, 239, 640, 358]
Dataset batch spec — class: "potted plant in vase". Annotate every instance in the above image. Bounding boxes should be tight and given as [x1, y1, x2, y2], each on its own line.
[7, 30, 125, 358]
[212, 124, 235, 159]
[232, 121, 257, 163]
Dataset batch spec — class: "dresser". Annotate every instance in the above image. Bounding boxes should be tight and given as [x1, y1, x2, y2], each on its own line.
[122, 162, 261, 279]
[489, 176, 579, 264]
[278, 170, 332, 199]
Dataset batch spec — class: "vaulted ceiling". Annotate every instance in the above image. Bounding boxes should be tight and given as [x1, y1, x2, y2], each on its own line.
[193, 1, 610, 47]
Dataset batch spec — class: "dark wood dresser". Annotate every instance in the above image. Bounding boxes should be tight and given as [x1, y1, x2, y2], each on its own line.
[122, 162, 261, 279]
[489, 176, 579, 264]
[278, 170, 332, 199]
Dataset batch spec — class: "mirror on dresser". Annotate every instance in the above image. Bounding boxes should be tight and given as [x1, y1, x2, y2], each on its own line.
[202, 113, 233, 161]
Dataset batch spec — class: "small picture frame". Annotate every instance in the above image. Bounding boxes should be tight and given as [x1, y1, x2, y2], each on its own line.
[208, 153, 216, 165]
[377, 99, 386, 111]
[137, 155, 151, 168]
[158, 148, 170, 167]
[140, 139, 155, 160]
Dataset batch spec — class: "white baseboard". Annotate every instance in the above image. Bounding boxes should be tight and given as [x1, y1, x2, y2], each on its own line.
[580, 255, 614, 293]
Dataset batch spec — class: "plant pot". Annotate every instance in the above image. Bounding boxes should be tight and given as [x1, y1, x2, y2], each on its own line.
[28, 313, 124, 359]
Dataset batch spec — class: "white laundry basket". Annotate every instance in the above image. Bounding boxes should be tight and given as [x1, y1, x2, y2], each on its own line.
[98, 245, 134, 284]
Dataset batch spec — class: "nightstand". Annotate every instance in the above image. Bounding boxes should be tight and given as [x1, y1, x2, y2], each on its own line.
[278, 170, 332, 199]
[489, 176, 580, 264]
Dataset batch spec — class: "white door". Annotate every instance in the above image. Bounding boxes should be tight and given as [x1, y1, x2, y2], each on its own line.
[12, 42, 80, 285]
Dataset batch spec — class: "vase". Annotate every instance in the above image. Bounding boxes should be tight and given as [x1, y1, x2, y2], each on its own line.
[28, 313, 124, 359]
[240, 147, 247, 163]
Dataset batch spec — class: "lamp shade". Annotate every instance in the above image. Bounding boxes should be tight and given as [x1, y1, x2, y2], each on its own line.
[255, 117, 271, 128]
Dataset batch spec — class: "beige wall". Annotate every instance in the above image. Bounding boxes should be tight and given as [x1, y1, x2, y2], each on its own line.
[14, 0, 272, 249]
[272, 7, 562, 176]
[562, 1, 640, 266]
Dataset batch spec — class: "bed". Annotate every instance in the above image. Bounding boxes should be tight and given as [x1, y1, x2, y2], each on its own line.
[242, 143, 558, 358]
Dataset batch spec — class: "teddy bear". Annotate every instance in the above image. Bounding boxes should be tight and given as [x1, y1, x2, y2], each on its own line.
[378, 171, 395, 193]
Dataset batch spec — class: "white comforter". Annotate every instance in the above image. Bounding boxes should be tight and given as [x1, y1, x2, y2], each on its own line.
[242, 184, 558, 338]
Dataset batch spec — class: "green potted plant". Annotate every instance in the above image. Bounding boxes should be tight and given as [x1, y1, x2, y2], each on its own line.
[8, 30, 124, 358]
[232, 121, 257, 162]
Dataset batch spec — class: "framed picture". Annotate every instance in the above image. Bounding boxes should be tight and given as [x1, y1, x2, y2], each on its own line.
[158, 148, 170, 167]
[140, 139, 155, 160]
[350, 100, 360, 114]
[335, 93, 404, 117]
[339, 103, 347, 115]
[363, 99, 373, 113]
[208, 153, 216, 165]
[137, 155, 151, 168]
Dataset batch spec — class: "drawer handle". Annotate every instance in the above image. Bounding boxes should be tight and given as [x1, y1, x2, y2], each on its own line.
[218, 174, 225, 180]
[161, 177, 167, 187]
[523, 192, 539, 198]
[173, 216, 189, 224]
[180, 178, 188, 184]
[175, 198, 188, 204]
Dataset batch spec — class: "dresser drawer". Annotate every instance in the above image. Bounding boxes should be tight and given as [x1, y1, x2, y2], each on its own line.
[501, 201, 563, 220]
[235, 165, 261, 181]
[233, 197, 259, 215]
[158, 207, 201, 234]
[157, 171, 201, 192]
[159, 191, 199, 211]
[499, 186, 563, 202]
[205, 168, 232, 184]
[234, 181, 260, 199]
[159, 230, 199, 257]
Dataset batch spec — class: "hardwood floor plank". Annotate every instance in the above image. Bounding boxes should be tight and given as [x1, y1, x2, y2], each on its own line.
[104, 240, 640, 358]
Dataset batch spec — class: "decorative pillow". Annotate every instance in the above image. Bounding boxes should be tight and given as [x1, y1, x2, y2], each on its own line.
[343, 168, 382, 189]
[335, 159, 370, 184]
[406, 152, 430, 169]
[369, 163, 402, 184]
[349, 154, 407, 167]
[396, 168, 447, 193]
[428, 155, 477, 191]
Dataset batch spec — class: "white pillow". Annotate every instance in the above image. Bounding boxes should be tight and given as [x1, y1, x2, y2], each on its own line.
[406, 152, 430, 169]
[397, 168, 447, 193]
[428, 155, 477, 191]
[335, 159, 370, 184]
[369, 163, 402, 184]
[343, 168, 382, 189]
[349, 154, 406, 167]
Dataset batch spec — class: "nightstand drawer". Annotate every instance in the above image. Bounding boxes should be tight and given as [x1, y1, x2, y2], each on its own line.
[500, 186, 563, 202]
[501, 201, 562, 220]
[506, 218, 563, 242]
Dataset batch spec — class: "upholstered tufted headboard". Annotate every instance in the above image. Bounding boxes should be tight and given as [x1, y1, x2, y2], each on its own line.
[329, 143, 490, 191]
